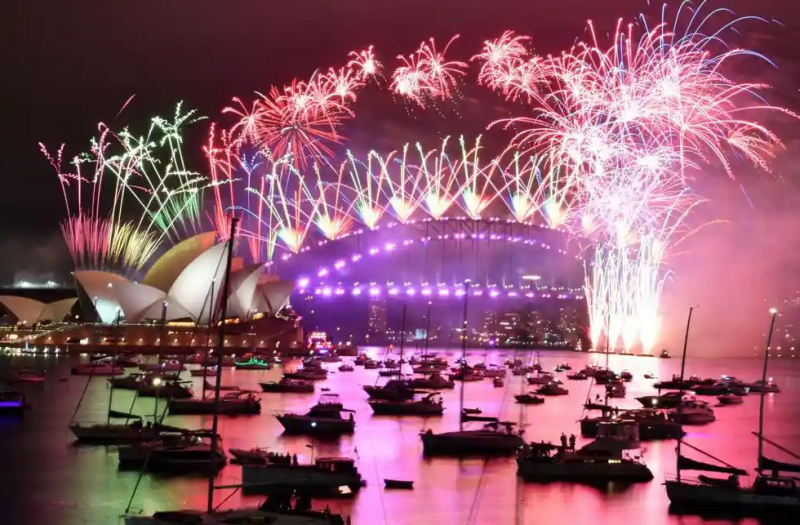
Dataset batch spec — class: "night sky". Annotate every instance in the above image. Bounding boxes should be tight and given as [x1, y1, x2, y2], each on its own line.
[1, 0, 799, 331]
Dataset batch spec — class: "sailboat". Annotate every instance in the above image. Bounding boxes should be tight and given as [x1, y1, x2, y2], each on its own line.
[124, 218, 347, 525]
[420, 280, 524, 457]
[665, 308, 800, 513]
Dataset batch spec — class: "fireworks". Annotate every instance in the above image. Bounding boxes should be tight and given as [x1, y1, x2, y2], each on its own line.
[392, 36, 467, 108]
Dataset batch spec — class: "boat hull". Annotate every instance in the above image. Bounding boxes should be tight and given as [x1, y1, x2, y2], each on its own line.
[421, 431, 524, 457]
[367, 400, 444, 416]
[517, 459, 653, 482]
[276, 415, 355, 435]
[260, 383, 315, 393]
[168, 398, 261, 415]
[242, 464, 362, 496]
[665, 480, 800, 512]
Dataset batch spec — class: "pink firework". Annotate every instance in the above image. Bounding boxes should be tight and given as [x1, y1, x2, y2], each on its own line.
[347, 45, 382, 80]
[392, 35, 467, 108]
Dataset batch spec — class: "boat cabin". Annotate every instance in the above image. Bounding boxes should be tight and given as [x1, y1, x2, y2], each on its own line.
[315, 457, 359, 474]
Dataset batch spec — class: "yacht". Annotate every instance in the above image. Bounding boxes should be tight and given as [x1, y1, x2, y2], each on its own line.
[580, 409, 682, 440]
[168, 391, 261, 415]
[421, 421, 524, 457]
[410, 373, 455, 389]
[517, 438, 653, 482]
[368, 392, 444, 416]
[481, 365, 507, 378]
[636, 391, 689, 409]
[566, 371, 588, 380]
[449, 367, 484, 382]
[125, 494, 347, 525]
[242, 456, 364, 497]
[717, 393, 744, 405]
[338, 363, 354, 372]
[526, 371, 556, 385]
[412, 363, 448, 374]
[284, 368, 328, 381]
[276, 394, 355, 435]
[745, 379, 780, 393]
[654, 374, 702, 390]
[605, 383, 626, 398]
[119, 432, 226, 473]
[69, 416, 187, 443]
[514, 393, 545, 405]
[260, 377, 315, 393]
[536, 382, 568, 396]
[692, 377, 749, 396]
[668, 399, 716, 425]
[363, 379, 415, 401]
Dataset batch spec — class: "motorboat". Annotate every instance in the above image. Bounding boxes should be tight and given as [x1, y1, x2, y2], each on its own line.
[0, 391, 25, 416]
[668, 399, 716, 425]
[421, 421, 525, 457]
[481, 365, 507, 378]
[511, 365, 540, 376]
[109, 373, 180, 390]
[536, 382, 569, 396]
[619, 370, 633, 382]
[517, 437, 653, 483]
[69, 416, 187, 443]
[276, 394, 355, 435]
[636, 391, 690, 409]
[605, 383, 626, 398]
[202, 379, 240, 392]
[363, 379, 415, 401]
[338, 363, 354, 372]
[378, 368, 402, 377]
[139, 360, 185, 373]
[460, 408, 499, 423]
[283, 368, 328, 381]
[593, 369, 619, 385]
[242, 455, 364, 497]
[260, 377, 315, 393]
[527, 371, 556, 385]
[368, 392, 444, 416]
[354, 353, 370, 365]
[580, 409, 681, 440]
[717, 393, 744, 405]
[9, 369, 46, 383]
[692, 377, 749, 396]
[505, 358, 523, 368]
[566, 371, 588, 380]
[410, 373, 455, 389]
[72, 363, 124, 376]
[644, 372, 657, 379]
[124, 493, 348, 525]
[555, 362, 572, 372]
[119, 432, 226, 473]
[136, 380, 194, 399]
[412, 363, 447, 374]
[168, 392, 261, 415]
[654, 374, 702, 390]
[659, 349, 671, 358]
[384, 479, 414, 489]
[577, 366, 602, 377]
[449, 367, 484, 382]
[363, 359, 380, 370]
[745, 379, 781, 393]
[189, 366, 217, 377]
[234, 357, 273, 370]
[515, 393, 545, 405]
[493, 377, 504, 388]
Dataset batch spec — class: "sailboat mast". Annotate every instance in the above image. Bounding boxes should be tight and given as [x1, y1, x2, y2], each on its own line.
[757, 308, 778, 473]
[676, 305, 696, 483]
[107, 311, 121, 425]
[398, 303, 407, 378]
[459, 279, 470, 432]
[423, 301, 432, 358]
[207, 217, 238, 514]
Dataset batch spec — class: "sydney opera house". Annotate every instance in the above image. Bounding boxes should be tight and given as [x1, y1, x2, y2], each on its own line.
[0, 233, 302, 354]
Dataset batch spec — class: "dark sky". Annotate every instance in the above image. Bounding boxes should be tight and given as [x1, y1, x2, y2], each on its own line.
[1, 0, 799, 354]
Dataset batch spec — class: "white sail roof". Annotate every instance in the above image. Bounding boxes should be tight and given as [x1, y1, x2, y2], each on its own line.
[142, 232, 217, 292]
[252, 280, 294, 315]
[0, 296, 45, 326]
[228, 263, 265, 320]
[40, 298, 78, 322]
[74, 270, 130, 324]
[167, 242, 230, 323]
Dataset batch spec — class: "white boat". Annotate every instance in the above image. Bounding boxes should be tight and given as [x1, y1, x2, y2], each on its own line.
[668, 399, 716, 425]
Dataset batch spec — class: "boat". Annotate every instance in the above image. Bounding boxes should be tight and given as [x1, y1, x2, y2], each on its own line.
[124, 493, 348, 525]
[354, 353, 370, 366]
[517, 437, 653, 483]
[619, 370, 633, 382]
[202, 379, 240, 392]
[481, 365, 507, 378]
[0, 391, 25, 416]
[412, 363, 447, 374]
[363, 379, 415, 401]
[276, 394, 355, 435]
[515, 393, 545, 405]
[114, 354, 140, 367]
[242, 456, 364, 497]
[139, 360, 185, 373]
[536, 382, 568, 396]
[421, 421, 525, 457]
[448, 367, 484, 382]
[660, 349, 671, 358]
[338, 363, 354, 372]
[384, 479, 414, 489]
[555, 362, 572, 371]
[9, 369, 46, 383]
[136, 380, 193, 399]
[644, 372, 657, 379]
[668, 399, 716, 425]
[745, 379, 780, 393]
[493, 377, 504, 388]
[577, 366, 602, 377]
[119, 432, 226, 473]
[109, 372, 180, 390]
[190, 366, 217, 377]
[260, 377, 315, 393]
[526, 371, 556, 385]
[410, 373, 455, 389]
[378, 368, 401, 377]
[283, 368, 328, 381]
[566, 371, 588, 380]
[460, 409, 499, 423]
[605, 383, 626, 398]
[168, 392, 261, 415]
[717, 393, 744, 405]
[72, 362, 124, 376]
[692, 377, 749, 396]
[580, 409, 682, 441]
[234, 357, 273, 370]
[368, 392, 444, 416]
[636, 391, 690, 409]
[69, 416, 187, 443]
[363, 359, 380, 369]
[665, 312, 800, 515]
[511, 365, 539, 376]
[592, 369, 619, 385]
[654, 374, 702, 390]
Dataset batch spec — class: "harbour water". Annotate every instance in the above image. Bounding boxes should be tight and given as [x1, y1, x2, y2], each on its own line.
[1, 348, 798, 525]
